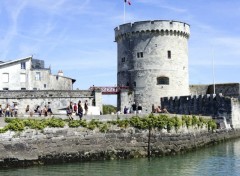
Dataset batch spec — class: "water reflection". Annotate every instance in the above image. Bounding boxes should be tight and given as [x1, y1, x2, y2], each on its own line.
[1, 139, 240, 176]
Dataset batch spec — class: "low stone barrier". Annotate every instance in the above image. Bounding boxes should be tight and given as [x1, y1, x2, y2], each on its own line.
[0, 123, 239, 168]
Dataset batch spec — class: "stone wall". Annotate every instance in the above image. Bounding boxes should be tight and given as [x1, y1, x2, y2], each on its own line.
[161, 94, 232, 117]
[0, 124, 239, 168]
[0, 90, 102, 115]
[161, 94, 240, 128]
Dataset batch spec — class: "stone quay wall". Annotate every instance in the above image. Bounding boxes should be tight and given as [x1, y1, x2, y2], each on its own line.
[0, 123, 239, 168]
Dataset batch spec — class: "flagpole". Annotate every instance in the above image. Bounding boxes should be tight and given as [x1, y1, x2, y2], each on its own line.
[124, 0, 126, 23]
[212, 48, 216, 94]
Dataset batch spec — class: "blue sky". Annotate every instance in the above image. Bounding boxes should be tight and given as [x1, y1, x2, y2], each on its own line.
[0, 0, 239, 105]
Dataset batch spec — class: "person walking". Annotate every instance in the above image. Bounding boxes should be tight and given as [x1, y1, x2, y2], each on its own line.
[67, 102, 73, 120]
[78, 100, 83, 120]
[132, 102, 137, 114]
[137, 104, 142, 114]
[84, 100, 88, 115]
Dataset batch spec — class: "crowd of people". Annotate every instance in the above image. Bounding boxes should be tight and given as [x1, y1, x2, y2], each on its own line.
[66, 100, 88, 120]
[152, 105, 169, 114]
[0, 103, 18, 117]
[123, 102, 143, 114]
[0, 101, 169, 118]
[122, 103, 169, 115]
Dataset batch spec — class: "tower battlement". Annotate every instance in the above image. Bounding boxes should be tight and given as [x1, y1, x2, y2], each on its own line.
[114, 20, 190, 41]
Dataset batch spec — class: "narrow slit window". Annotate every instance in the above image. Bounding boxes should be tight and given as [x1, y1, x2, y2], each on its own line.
[167, 50, 171, 59]
[137, 52, 143, 58]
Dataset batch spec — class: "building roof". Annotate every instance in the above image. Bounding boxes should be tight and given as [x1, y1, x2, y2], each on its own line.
[0, 56, 32, 67]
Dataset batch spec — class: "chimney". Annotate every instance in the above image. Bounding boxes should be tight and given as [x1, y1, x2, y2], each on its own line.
[58, 70, 64, 76]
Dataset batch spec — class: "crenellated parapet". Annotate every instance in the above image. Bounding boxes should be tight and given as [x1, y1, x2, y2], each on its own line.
[114, 20, 190, 41]
[161, 94, 232, 118]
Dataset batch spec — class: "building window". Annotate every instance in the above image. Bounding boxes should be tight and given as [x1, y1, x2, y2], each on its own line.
[167, 50, 171, 59]
[121, 57, 126, 62]
[33, 88, 37, 90]
[21, 62, 26, 69]
[44, 84, 47, 88]
[3, 88, 9, 90]
[137, 52, 143, 58]
[2, 73, 9, 83]
[157, 77, 169, 85]
[21, 88, 26, 90]
[133, 81, 136, 87]
[35, 72, 41, 80]
[20, 73, 26, 83]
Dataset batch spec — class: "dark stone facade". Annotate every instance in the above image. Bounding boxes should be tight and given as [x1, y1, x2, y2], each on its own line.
[161, 94, 232, 118]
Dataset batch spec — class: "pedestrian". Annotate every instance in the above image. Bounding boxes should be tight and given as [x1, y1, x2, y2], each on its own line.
[10, 103, 14, 117]
[124, 106, 128, 114]
[35, 106, 42, 116]
[5, 104, 10, 117]
[14, 103, 18, 117]
[74, 103, 77, 114]
[47, 102, 53, 116]
[84, 100, 88, 115]
[155, 106, 162, 113]
[137, 104, 142, 114]
[78, 101, 83, 120]
[67, 102, 73, 120]
[26, 105, 30, 113]
[43, 105, 48, 117]
[0, 105, 2, 117]
[132, 102, 136, 114]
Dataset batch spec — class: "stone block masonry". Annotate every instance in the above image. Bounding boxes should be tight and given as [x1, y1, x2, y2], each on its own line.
[115, 20, 190, 113]
[161, 94, 240, 128]
[0, 90, 103, 116]
[0, 125, 239, 168]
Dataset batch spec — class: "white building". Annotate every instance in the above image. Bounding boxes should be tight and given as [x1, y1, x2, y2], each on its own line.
[0, 56, 75, 90]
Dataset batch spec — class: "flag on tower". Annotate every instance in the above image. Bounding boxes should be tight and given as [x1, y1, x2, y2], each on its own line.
[124, 0, 131, 5]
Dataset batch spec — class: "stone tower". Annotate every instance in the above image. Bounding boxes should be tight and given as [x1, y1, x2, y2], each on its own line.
[115, 20, 190, 113]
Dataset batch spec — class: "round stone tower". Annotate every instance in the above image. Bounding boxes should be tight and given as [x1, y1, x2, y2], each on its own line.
[115, 20, 190, 113]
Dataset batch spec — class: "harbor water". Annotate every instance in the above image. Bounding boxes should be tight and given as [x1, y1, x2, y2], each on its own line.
[1, 139, 240, 176]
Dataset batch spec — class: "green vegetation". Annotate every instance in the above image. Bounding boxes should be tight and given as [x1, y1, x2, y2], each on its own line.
[0, 114, 217, 134]
[102, 104, 117, 115]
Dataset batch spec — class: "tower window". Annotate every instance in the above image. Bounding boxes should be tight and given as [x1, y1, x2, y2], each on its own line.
[44, 84, 47, 88]
[133, 82, 136, 87]
[137, 52, 143, 58]
[167, 50, 171, 59]
[121, 57, 126, 62]
[157, 77, 169, 85]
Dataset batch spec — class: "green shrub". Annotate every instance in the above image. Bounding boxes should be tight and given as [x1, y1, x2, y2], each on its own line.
[174, 116, 182, 131]
[99, 123, 109, 133]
